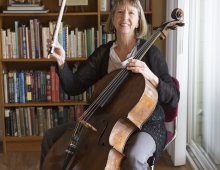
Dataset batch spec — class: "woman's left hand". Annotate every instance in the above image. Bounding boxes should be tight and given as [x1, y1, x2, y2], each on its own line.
[126, 59, 159, 88]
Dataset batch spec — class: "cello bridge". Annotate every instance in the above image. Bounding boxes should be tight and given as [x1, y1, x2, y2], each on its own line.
[80, 120, 97, 132]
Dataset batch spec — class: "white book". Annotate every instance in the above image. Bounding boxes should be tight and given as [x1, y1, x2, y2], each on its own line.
[25, 27, 30, 59]
[29, 20, 36, 59]
[77, 31, 83, 57]
[91, 27, 95, 52]
[41, 27, 49, 58]
[146, 0, 150, 11]
[7, 29, 12, 58]
[100, 0, 107, 11]
[70, 30, 74, 58]
[75, 27, 78, 57]
[83, 29, 87, 58]
[1, 30, 6, 59]
[11, 32, 17, 58]
[73, 34, 77, 58]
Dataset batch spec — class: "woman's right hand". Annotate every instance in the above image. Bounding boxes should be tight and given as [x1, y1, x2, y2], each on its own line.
[46, 39, 66, 71]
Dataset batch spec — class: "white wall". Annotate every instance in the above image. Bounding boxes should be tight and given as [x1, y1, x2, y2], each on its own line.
[165, 0, 189, 166]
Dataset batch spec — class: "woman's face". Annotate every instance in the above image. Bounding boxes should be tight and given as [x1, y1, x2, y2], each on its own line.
[112, 1, 139, 36]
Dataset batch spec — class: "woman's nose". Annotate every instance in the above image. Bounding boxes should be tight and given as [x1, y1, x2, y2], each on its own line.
[122, 11, 129, 19]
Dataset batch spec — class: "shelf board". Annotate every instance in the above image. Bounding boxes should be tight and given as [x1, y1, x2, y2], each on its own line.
[0, 12, 98, 17]
[1, 57, 87, 62]
[5, 136, 42, 142]
[3, 101, 89, 107]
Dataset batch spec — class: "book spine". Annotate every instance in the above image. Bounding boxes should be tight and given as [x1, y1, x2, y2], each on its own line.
[30, 107, 36, 136]
[41, 27, 49, 58]
[5, 109, 10, 136]
[7, 28, 12, 59]
[18, 27, 24, 58]
[52, 109, 58, 127]
[19, 107, 25, 136]
[46, 71, 52, 102]
[13, 70, 19, 103]
[34, 18, 41, 58]
[69, 106, 75, 122]
[27, 107, 32, 136]
[3, 69, 9, 103]
[55, 72, 60, 102]
[11, 32, 17, 58]
[23, 107, 29, 136]
[8, 71, 15, 103]
[9, 110, 14, 136]
[58, 106, 64, 125]
[15, 108, 21, 137]
[46, 108, 52, 129]
[22, 25, 27, 59]
[37, 107, 44, 136]
[29, 19, 36, 59]
[14, 21, 20, 58]
[100, 0, 107, 11]
[12, 110, 18, 137]
[50, 65, 56, 102]
[1, 30, 6, 58]
[25, 27, 30, 59]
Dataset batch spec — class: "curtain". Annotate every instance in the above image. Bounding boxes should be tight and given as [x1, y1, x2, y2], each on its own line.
[201, 0, 220, 164]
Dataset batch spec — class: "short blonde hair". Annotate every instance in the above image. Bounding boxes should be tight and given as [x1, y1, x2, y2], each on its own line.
[104, 0, 148, 38]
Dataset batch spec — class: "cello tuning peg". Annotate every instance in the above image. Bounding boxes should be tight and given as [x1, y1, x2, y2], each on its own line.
[168, 26, 177, 30]
[177, 23, 185, 27]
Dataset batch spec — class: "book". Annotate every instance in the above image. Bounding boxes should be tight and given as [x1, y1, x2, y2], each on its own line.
[3, 9, 49, 14]
[37, 107, 44, 136]
[15, 108, 21, 137]
[100, 0, 107, 11]
[46, 71, 52, 102]
[19, 107, 25, 136]
[1, 29, 6, 59]
[5, 109, 10, 136]
[30, 107, 36, 136]
[9, 110, 14, 136]
[7, 5, 45, 10]
[3, 68, 9, 104]
[75, 105, 84, 121]
[8, 0, 42, 6]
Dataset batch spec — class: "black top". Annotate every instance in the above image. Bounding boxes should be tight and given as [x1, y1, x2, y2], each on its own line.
[57, 39, 180, 162]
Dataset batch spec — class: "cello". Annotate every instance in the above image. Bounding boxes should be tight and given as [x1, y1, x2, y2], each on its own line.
[42, 8, 184, 170]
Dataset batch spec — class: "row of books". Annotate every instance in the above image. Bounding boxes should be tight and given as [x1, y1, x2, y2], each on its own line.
[3, 64, 95, 104]
[4, 105, 85, 137]
[1, 19, 116, 59]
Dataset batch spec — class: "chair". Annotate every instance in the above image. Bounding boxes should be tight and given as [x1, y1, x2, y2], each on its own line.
[148, 76, 180, 169]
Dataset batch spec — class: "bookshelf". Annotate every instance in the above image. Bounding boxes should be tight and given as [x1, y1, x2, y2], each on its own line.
[0, 0, 154, 153]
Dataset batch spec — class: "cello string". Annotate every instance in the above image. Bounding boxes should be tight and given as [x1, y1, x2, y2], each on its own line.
[71, 29, 162, 137]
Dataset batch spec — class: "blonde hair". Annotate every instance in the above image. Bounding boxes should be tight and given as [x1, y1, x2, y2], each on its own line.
[104, 0, 148, 38]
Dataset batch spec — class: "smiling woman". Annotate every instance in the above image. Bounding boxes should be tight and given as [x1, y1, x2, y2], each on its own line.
[41, 0, 179, 169]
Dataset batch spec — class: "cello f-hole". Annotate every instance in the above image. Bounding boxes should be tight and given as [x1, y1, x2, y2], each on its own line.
[98, 120, 108, 146]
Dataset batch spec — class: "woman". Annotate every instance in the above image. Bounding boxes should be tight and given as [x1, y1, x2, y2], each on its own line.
[40, 0, 180, 169]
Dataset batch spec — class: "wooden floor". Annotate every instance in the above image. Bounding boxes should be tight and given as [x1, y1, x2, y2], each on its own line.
[0, 142, 193, 170]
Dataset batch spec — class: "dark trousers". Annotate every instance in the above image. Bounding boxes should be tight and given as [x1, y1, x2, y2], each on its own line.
[40, 122, 155, 170]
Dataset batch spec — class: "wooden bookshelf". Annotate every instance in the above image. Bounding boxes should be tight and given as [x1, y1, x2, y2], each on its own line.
[0, 0, 154, 153]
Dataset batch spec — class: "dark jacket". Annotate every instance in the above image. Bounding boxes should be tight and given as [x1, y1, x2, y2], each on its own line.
[57, 39, 180, 162]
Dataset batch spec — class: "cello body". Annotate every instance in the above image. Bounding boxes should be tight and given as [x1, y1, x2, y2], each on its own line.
[42, 69, 157, 170]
